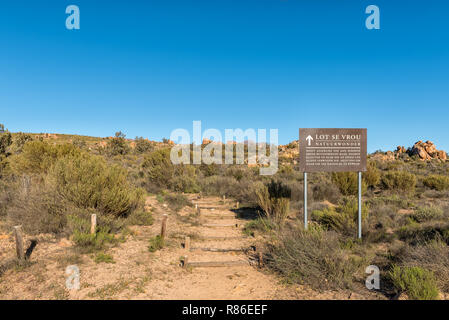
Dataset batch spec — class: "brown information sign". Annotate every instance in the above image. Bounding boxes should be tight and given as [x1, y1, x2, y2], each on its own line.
[299, 128, 367, 172]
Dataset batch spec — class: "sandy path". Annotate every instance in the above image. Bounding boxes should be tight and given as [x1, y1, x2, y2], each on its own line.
[0, 195, 379, 300]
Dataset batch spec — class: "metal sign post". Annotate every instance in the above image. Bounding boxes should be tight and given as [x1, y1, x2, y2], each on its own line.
[299, 128, 367, 239]
[304, 172, 308, 230]
[358, 171, 362, 239]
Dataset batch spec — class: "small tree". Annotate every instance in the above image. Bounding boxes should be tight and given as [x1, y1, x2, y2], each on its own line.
[0, 124, 12, 155]
[106, 131, 130, 156]
[135, 137, 153, 154]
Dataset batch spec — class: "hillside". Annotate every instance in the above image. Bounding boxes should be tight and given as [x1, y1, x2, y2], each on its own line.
[1, 128, 449, 300]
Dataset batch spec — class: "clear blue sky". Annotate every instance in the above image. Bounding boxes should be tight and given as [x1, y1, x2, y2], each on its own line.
[0, 0, 448, 152]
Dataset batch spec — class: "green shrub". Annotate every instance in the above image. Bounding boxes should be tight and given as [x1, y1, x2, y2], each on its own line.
[106, 131, 130, 156]
[393, 241, 449, 292]
[142, 148, 174, 189]
[171, 165, 200, 193]
[164, 193, 192, 212]
[256, 181, 291, 226]
[200, 175, 258, 205]
[7, 183, 69, 234]
[49, 153, 144, 218]
[381, 171, 416, 193]
[332, 172, 367, 196]
[72, 137, 87, 149]
[11, 141, 80, 174]
[411, 206, 444, 223]
[148, 235, 164, 252]
[72, 228, 117, 253]
[397, 221, 449, 245]
[243, 218, 274, 237]
[264, 227, 359, 290]
[423, 175, 449, 191]
[312, 181, 341, 203]
[312, 197, 369, 236]
[0, 125, 12, 156]
[126, 210, 154, 226]
[364, 161, 380, 188]
[388, 266, 439, 300]
[94, 252, 115, 264]
[366, 195, 414, 210]
[134, 137, 153, 154]
[12, 132, 33, 153]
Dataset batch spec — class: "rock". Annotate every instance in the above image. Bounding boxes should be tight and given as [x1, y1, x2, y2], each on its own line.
[58, 238, 72, 248]
[407, 140, 447, 161]
[202, 138, 212, 145]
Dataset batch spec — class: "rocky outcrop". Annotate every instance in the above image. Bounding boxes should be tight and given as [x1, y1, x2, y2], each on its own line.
[407, 140, 447, 161]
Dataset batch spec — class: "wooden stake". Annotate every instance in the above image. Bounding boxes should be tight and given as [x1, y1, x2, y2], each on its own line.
[25, 240, 38, 260]
[13, 226, 24, 260]
[223, 195, 226, 201]
[183, 256, 189, 268]
[160, 214, 168, 240]
[236, 201, 239, 209]
[90, 214, 97, 234]
[185, 236, 191, 251]
[258, 252, 264, 268]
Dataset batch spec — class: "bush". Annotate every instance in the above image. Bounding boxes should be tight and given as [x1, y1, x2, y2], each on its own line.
[312, 197, 369, 237]
[106, 131, 130, 156]
[164, 193, 192, 212]
[388, 266, 439, 300]
[12, 132, 33, 153]
[332, 172, 367, 196]
[72, 228, 117, 253]
[243, 218, 274, 237]
[364, 161, 380, 188]
[423, 175, 449, 191]
[94, 252, 115, 264]
[200, 175, 258, 205]
[126, 210, 154, 226]
[256, 181, 291, 226]
[134, 137, 153, 154]
[397, 221, 449, 245]
[49, 153, 144, 218]
[72, 137, 87, 149]
[381, 171, 416, 193]
[312, 181, 341, 203]
[0, 125, 12, 156]
[411, 206, 444, 223]
[393, 241, 449, 292]
[10, 141, 80, 174]
[7, 181, 69, 234]
[264, 227, 359, 290]
[142, 148, 174, 189]
[171, 165, 200, 193]
[148, 235, 164, 252]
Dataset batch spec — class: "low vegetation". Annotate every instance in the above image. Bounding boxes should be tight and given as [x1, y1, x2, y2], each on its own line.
[388, 266, 439, 300]
[1, 124, 449, 300]
[148, 235, 164, 252]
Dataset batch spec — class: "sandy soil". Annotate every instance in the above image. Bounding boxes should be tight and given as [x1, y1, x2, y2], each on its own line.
[0, 195, 383, 300]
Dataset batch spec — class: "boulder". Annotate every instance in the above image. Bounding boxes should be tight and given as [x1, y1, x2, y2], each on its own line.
[408, 140, 447, 161]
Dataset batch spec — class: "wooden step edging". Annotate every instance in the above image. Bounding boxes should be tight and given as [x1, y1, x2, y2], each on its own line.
[182, 257, 250, 268]
[189, 247, 250, 253]
[202, 223, 240, 228]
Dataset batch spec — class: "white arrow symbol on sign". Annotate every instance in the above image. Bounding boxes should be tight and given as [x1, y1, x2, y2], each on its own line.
[306, 135, 313, 146]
